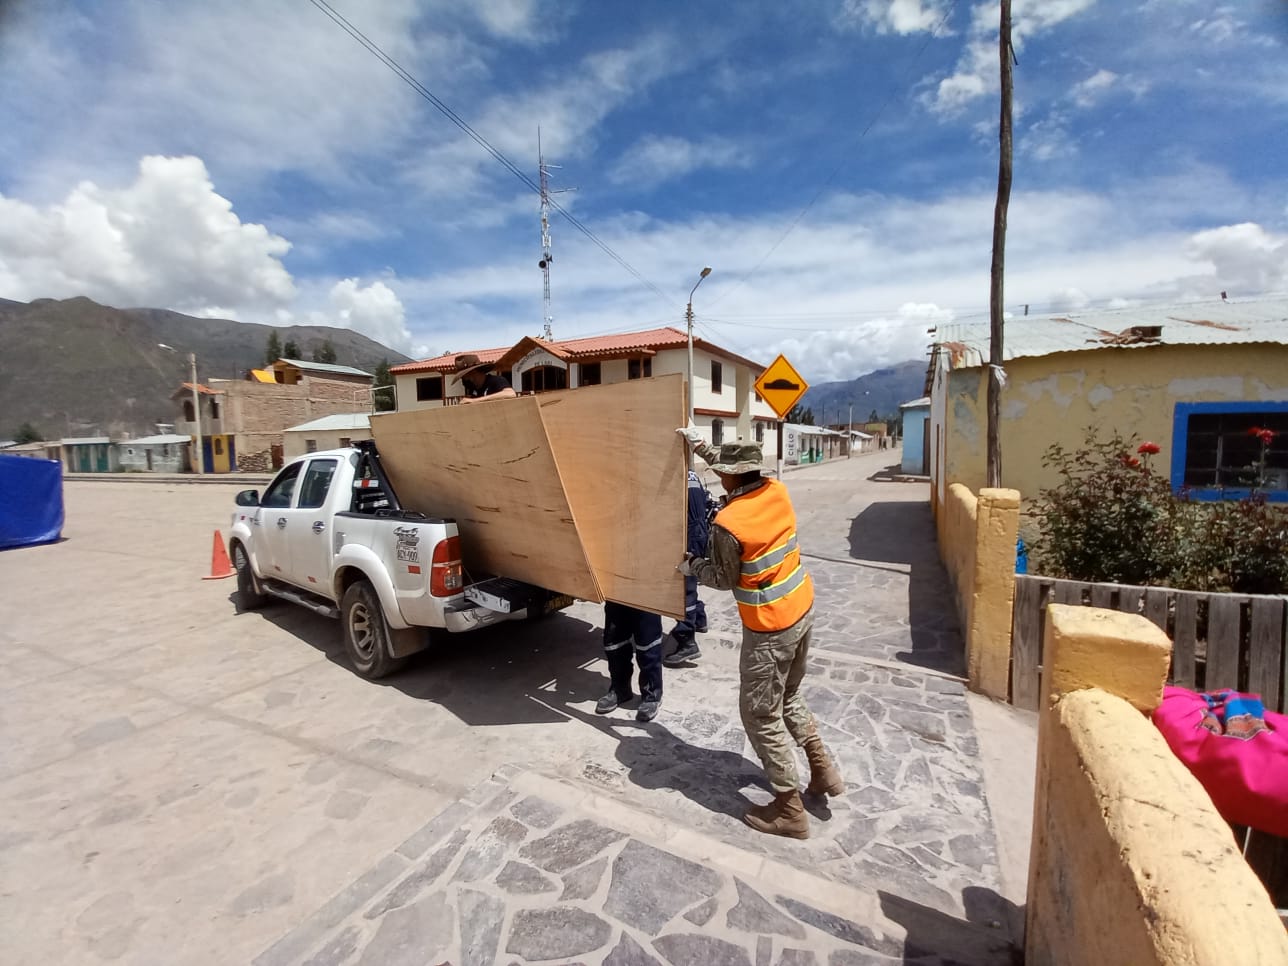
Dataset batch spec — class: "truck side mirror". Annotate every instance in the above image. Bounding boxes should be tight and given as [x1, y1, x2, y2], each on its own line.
[235, 489, 260, 507]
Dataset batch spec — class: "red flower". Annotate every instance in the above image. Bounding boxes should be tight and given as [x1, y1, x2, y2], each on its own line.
[1248, 426, 1266, 437]
[1122, 455, 1141, 468]
[1137, 441, 1160, 455]
[1256, 428, 1275, 446]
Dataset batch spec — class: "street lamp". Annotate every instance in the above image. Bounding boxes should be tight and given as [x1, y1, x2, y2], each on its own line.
[686, 266, 712, 426]
[159, 343, 203, 474]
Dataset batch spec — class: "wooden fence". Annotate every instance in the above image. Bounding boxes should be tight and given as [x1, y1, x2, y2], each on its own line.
[1010, 575, 1288, 715]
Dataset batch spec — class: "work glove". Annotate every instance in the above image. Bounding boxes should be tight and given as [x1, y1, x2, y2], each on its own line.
[676, 422, 704, 448]
[676, 554, 697, 577]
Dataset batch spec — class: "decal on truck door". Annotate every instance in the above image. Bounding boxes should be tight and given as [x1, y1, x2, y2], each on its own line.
[394, 526, 421, 563]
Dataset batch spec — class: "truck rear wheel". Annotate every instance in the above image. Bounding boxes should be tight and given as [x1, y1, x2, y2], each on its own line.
[341, 580, 406, 680]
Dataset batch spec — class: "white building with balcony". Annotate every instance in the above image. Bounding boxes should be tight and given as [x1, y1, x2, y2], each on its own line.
[389, 327, 781, 456]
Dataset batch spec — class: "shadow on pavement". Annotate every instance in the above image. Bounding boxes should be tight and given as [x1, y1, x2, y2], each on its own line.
[235, 596, 610, 726]
[552, 700, 769, 821]
[866, 462, 912, 483]
[847, 500, 965, 677]
[879, 886, 1021, 965]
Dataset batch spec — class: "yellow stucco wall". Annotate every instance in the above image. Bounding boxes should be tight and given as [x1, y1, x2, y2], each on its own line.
[936, 483, 1018, 699]
[943, 343, 1288, 500]
[1026, 606, 1288, 965]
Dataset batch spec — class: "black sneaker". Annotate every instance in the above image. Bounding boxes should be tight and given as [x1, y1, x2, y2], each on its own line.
[636, 698, 661, 722]
[662, 640, 701, 667]
[596, 689, 634, 714]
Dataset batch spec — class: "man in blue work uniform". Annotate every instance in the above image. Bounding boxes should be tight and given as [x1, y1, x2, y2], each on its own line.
[596, 602, 664, 722]
[663, 468, 714, 667]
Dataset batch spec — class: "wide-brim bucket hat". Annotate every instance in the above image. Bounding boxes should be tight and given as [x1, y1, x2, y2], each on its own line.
[449, 353, 495, 384]
[707, 441, 763, 475]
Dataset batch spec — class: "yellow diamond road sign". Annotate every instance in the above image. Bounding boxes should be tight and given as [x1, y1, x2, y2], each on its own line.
[754, 354, 809, 420]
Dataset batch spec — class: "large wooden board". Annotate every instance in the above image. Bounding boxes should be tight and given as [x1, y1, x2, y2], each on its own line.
[370, 397, 600, 602]
[537, 374, 686, 619]
[368, 376, 687, 618]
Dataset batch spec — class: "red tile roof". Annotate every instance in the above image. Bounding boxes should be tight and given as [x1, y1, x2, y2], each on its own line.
[391, 327, 765, 375]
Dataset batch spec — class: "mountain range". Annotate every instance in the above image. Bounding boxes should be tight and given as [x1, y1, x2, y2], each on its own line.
[797, 360, 929, 428]
[0, 297, 412, 440]
[0, 295, 929, 441]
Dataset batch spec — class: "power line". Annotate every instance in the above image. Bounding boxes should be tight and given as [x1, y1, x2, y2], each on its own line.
[706, 1, 960, 311]
[307, 0, 676, 309]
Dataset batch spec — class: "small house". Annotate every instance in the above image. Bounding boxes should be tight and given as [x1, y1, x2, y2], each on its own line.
[282, 413, 372, 460]
[117, 435, 191, 473]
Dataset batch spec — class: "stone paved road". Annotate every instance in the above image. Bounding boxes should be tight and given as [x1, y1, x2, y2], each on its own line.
[258, 450, 1021, 965]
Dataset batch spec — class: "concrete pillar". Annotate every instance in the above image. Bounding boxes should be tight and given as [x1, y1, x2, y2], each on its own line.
[965, 487, 1020, 700]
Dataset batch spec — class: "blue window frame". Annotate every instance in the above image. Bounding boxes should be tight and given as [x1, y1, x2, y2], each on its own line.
[1170, 401, 1288, 503]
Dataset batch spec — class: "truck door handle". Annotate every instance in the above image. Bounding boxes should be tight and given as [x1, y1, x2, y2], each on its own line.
[312, 521, 326, 534]
[276, 517, 287, 529]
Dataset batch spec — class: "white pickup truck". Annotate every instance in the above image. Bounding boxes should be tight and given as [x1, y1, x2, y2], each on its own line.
[227, 441, 571, 679]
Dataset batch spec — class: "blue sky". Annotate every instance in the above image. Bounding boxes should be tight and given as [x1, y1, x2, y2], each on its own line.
[1, 0, 1286, 381]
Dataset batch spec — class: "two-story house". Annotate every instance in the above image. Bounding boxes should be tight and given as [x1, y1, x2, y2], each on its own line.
[389, 327, 780, 456]
[172, 358, 374, 471]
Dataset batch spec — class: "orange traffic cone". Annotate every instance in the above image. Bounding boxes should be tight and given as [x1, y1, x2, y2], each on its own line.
[203, 530, 235, 580]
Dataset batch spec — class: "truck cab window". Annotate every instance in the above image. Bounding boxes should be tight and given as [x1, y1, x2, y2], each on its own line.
[261, 462, 304, 508]
[298, 459, 338, 509]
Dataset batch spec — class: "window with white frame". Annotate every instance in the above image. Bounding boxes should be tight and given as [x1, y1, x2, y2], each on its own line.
[712, 418, 724, 447]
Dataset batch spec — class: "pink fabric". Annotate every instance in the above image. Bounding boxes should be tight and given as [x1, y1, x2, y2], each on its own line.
[1152, 685, 1288, 837]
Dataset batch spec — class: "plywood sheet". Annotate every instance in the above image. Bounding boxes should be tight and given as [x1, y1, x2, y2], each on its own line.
[370, 398, 600, 602]
[537, 374, 686, 618]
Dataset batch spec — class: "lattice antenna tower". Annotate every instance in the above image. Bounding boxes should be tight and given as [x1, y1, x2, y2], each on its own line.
[536, 128, 573, 341]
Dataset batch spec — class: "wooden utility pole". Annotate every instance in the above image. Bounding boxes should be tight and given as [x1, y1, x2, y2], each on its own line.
[987, 0, 1013, 488]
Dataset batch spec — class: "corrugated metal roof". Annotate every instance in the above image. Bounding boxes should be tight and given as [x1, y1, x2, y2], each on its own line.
[391, 326, 766, 375]
[61, 437, 109, 445]
[935, 295, 1288, 371]
[283, 413, 371, 433]
[900, 396, 931, 408]
[275, 359, 373, 378]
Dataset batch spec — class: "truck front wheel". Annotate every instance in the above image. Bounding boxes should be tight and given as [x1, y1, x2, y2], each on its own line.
[232, 543, 268, 612]
[340, 580, 405, 680]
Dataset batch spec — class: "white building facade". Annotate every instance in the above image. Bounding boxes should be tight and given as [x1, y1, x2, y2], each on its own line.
[389, 327, 782, 459]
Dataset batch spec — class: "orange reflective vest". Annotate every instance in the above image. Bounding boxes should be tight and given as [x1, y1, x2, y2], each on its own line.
[715, 478, 813, 632]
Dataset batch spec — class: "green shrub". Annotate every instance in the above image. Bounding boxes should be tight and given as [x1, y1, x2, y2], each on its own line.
[1031, 428, 1288, 594]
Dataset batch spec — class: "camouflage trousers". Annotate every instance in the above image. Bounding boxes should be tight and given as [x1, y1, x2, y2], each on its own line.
[738, 607, 817, 793]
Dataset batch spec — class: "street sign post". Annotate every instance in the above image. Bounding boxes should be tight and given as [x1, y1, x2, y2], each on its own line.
[754, 355, 809, 480]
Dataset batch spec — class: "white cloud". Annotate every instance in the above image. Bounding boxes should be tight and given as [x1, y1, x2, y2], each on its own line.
[1185, 222, 1288, 295]
[609, 135, 751, 188]
[836, 0, 952, 35]
[1071, 68, 1118, 107]
[404, 34, 681, 198]
[321, 278, 413, 352]
[925, 0, 1097, 116]
[0, 155, 295, 313]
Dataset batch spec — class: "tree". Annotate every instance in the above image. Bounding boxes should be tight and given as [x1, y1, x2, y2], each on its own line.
[14, 422, 43, 444]
[264, 331, 282, 365]
[786, 405, 814, 425]
[283, 339, 301, 359]
[312, 340, 337, 364]
[868, 408, 880, 422]
[373, 360, 395, 412]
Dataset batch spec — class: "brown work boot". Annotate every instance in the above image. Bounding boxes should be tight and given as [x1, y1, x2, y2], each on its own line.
[803, 735, 845, 797]
[743, 790, 809, 839]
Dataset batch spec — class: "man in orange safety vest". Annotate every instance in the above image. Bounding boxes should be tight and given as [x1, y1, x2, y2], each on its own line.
[676, 432, 844, 839]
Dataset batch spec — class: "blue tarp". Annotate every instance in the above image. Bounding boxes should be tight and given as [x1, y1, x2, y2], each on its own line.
[0, 454, 65, 550]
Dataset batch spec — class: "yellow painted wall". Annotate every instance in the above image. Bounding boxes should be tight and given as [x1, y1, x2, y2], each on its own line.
[943, 343, 1288, 501]
[937, 483, 1018, 699]
[1026, 606, 1288, 965]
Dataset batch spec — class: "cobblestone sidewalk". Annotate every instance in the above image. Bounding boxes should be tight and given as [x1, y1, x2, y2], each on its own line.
[256, 764, 1014, 966]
